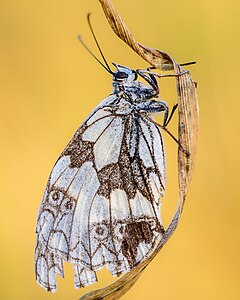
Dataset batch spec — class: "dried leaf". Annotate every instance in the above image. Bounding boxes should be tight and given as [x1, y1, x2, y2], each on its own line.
[79, 1, 199, 299]
[99, 0, 174, 71]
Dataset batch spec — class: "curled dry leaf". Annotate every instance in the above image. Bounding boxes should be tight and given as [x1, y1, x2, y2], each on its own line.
[79, 1, 199, 299]
[99, 0, 174, 71]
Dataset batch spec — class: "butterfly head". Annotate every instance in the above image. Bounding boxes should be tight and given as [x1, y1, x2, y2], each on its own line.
[112, 63, 137, 83]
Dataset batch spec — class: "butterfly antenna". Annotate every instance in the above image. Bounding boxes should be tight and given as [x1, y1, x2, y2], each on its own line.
[77, 35, 113, 74]
[180, 61, 196, 66]
[87, 13, 113, 74]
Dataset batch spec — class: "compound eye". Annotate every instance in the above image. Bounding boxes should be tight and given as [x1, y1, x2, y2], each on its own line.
[114, 71, 128, 80]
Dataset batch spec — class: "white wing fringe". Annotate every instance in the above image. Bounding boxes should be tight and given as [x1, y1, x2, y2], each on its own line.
[35, 243, 98, 292]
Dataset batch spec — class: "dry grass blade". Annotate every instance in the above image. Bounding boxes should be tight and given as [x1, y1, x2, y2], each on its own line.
[174, 64, 199, 201]
[99, 0, 174, 71]
[79, 1, 199, 299]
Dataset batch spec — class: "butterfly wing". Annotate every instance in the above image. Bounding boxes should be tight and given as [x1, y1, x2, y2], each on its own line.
[35, 95, 166, 292]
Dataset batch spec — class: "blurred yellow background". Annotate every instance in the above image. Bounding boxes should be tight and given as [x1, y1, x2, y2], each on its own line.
[1, 0, 239, 299]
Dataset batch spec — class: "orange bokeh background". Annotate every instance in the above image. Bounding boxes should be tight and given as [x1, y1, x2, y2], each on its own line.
[1, 0, 239, 299]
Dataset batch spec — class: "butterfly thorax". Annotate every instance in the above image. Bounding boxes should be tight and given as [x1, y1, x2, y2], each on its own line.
[111, 78, 166, 116]
[112, 80, 156, 103]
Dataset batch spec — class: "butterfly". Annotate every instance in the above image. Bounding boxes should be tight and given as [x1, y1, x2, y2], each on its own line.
[34, 58, 182, 291]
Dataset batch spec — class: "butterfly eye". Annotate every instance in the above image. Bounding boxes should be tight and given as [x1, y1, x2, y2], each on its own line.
[114, 71, 128, 80]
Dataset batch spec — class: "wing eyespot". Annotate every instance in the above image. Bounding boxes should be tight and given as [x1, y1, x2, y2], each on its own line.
[48, 189, 64, 206]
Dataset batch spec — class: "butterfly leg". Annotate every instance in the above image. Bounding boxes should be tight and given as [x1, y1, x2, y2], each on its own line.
[140, 110, 189, 156]
[163, 103, 178, 127]
[136, 68, 189, 100]
[161, 105, 189, 156]
[138, 68, 189, 79]
[136, 69, 159, 95]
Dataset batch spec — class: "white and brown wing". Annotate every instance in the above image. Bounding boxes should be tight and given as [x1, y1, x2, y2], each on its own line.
[35, 97, 166, 292]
